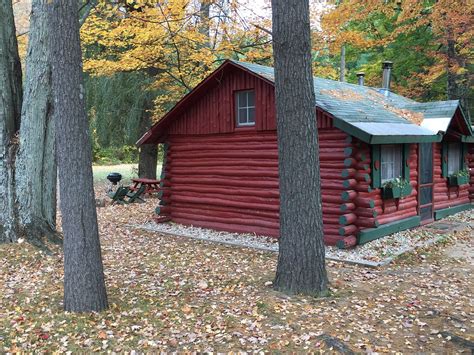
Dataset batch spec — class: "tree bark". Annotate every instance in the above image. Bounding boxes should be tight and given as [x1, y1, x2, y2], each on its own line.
[271, 0, 329, 295]
[198, 0, 211, 46]
[0, 0, 22, 243]
[138, 98, 158, 179]
[339, 44, 346, 82]
[49, 0, 108, 312]
[15, 0, 57, 240]
[446, 28, 457, 101]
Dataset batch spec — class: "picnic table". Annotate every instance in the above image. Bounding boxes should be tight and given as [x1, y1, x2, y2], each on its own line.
[130, 178, 161, 196]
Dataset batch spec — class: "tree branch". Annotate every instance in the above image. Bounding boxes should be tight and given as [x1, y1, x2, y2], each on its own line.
[252, 23, 273, 36]
[79, 0, 98, 27]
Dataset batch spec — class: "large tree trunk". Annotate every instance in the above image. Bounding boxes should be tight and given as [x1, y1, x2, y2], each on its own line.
[0, 0, 22, 243]
[15, 0, 57, 240]
[271, 0, 329, 295]
[49, 0, 108, 312]
[138, 97, 158, 179]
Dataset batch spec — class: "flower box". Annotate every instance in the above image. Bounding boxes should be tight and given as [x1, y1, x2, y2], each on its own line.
[448, 175, 469, 187]
[382, 186, 401, 200]
[401, 184, 413, 197]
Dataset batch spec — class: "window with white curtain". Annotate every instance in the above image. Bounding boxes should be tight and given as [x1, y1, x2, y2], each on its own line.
[381, 145, 403, 183]
[447, 142, 461, 175]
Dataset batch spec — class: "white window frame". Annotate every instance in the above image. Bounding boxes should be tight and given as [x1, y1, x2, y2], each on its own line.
[447, 142, 461, 175]
[235, 90, 255, 127]
[381, 144, 403, 183]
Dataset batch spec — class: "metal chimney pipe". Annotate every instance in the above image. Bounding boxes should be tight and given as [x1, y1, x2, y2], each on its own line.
[382, 61, 393, 94]
[356, 72, 365, 86]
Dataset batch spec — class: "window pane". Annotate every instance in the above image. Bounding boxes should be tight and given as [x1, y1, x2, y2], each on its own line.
[420, 186, 433, 205]
[420, 143, 433, 184]
[247, 91, 255, 107]
[235, 90, 256, 126]
[238, 108, 248, 124]
[248, 107, 255, 123]
[393, 148, 402, 178]
[447, 142, 460, 175]
[381, 145, 402, 183]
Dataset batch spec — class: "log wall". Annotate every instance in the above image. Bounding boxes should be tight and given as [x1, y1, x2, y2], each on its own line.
[433, 143, 470, 210]
[469, 144, 474, 201]
[157, 123, 357, 247]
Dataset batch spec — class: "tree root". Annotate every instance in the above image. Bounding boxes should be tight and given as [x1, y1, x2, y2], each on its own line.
[318, 334, 355, 354]
[440, 331, 474, 351]
[21, 221, 63, 254]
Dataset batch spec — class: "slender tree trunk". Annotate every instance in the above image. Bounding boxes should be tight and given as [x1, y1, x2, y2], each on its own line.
[0, 0, 22, 243]
[138, 97, 157, 179]
[339, 44, 345, 82]
[49, 0, 108, 312]
[199, 0, 211, 46]
[271, 0, 329, 295]
[446, 35, 457, 100]
[15, 0, 57, 240]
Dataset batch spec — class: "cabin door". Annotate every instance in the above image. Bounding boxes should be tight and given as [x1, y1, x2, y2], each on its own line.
[418, 143, 434, 223]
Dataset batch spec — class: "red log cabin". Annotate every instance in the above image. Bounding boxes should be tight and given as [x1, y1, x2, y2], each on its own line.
[138, 60, 474, 248]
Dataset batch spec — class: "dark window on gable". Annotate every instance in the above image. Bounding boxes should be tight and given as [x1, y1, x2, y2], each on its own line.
[235, 90, 255, 126]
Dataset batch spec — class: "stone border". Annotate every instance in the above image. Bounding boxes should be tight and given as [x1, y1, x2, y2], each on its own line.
[128, 224, 453, 268]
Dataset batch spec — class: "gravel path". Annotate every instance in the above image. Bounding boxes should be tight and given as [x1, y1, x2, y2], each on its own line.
[133, 210, 473, 267]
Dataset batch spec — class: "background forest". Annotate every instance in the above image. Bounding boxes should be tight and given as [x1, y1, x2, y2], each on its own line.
[15, 0, 474, 165]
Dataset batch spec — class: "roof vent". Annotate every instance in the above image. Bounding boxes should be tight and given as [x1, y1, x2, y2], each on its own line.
[382, 61, 393, 96]
[356, 72, 365, 86]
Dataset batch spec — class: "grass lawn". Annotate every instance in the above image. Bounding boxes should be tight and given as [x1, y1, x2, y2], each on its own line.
[0, 200, 472, 352]
[92, 164, 162, 185]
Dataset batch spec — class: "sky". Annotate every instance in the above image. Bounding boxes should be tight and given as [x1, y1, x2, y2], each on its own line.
[238, 0, 330, 29]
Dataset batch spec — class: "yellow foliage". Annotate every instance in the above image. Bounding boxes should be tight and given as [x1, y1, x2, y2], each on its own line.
[81, 1, 272, 121]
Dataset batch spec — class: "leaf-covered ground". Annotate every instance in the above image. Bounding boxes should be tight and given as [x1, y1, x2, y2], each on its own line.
[1, 199, 473, 352]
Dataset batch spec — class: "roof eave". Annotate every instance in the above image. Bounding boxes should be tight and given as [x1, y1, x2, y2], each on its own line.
[369, 134, 442, 144]
[461, 135, 474, 143]
[136, 130, 154, 146]
[333, 117, 441, 144]
[458, 105, 473, 136]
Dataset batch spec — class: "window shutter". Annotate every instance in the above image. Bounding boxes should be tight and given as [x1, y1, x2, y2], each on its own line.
[403, 144, 411, 181]
[461, 143, 467, 170]
[371, 145, 381, 188]
[441, 142, 448, 177]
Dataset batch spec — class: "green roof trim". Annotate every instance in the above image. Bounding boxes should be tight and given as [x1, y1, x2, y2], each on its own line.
[461, 135, 474, 143]
[434, 203, 472, 220]
[358, 216, 421, 245]
[333, 117, 442, 144]
[332, 118, 372, 143]
[369, 134, 442, 144]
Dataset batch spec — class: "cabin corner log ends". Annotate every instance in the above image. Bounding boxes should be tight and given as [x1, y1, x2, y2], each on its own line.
[155, 128, 362, 248]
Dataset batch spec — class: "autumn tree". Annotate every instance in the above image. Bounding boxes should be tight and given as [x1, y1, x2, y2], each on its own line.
[49, 0, 108, 312]
[271, 0, 329, 295]
[320, 0, 473, 117]
[0, 0, 22, 243]
[80, 0, 272, 153]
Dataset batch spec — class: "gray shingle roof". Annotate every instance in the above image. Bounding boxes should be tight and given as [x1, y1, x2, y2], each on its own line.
[232, 60, 466, 144]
